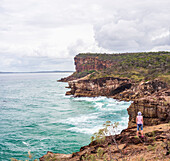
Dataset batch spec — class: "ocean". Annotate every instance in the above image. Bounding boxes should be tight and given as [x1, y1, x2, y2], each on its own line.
[0, 73, 131, 160]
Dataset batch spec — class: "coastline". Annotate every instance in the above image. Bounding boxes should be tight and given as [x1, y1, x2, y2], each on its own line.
[41, 52, 170, 160]
[40, 123, 170, 161]
[65, 77, 170, 127]
[40, 78, 170, 160]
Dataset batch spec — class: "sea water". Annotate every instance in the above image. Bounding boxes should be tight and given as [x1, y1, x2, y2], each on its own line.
[0, 73, 131, 160]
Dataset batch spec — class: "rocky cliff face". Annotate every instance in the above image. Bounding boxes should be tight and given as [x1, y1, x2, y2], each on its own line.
[66, 76, 170, 127]
[128, 95, 170, 128]
[41, 53, 170, 160]
[63, 53, 170, 127]
[66, 77, 132, 97]
[74, 56, 116, 72]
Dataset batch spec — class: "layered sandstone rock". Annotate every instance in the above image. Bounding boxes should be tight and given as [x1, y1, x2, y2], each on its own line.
[128, 96, 170, 128]
[66, 77, 170, 127]
[66, 77, 132, 97]
[74, 56, 116, 72]
[41, 53, 170, 160]
[61, 53, 170, 127]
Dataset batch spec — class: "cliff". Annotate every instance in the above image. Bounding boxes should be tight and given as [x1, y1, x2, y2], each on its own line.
[40, 123, 170, 161]
[49, 52, 170, 160]
[66, 77, 132, 97]
[63, 52, 170, 127]
[74, 56, 116, 73]
[59, 52, 170, 83]
[66, 76, 170, 127]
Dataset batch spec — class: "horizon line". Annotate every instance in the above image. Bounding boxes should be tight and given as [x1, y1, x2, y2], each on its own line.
[0, 70, 74, 74]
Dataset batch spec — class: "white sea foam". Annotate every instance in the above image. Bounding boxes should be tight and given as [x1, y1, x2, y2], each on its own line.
[94, 102, 103, 109]
[68, 120, 129, 135]
[72, 96, 111, 102]
[23, 141, 29, 146]
[68, 125, 103, 134]
[63, 96, 131, 135]
[54, 96, 130, 138]
[64, 114, 98, 126]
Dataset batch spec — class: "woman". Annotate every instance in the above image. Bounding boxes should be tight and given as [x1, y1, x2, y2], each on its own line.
[136, 111, 144, 137]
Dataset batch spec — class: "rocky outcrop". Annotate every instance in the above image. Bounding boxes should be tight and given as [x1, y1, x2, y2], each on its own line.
[41, 53, 170, 160]
[66, 77, 132, 97]
[74, 56, 117, 72]
[66, 77, 170, 127]
[128, 95, 170, 128]
[58, 73, 77, 82]
[40, 123, 170, 161]
[127, 81, 170, 127]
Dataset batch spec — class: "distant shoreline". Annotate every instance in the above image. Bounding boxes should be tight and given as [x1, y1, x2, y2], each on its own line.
[0, 71, 74, 74]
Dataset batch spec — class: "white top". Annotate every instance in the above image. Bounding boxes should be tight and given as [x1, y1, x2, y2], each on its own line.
[137, 115, 143, 124]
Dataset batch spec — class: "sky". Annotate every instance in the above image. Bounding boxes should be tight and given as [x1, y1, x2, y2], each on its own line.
[0, 0, 170, 72]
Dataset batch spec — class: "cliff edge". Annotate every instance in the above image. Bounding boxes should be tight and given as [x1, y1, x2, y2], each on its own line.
[40, 123, 170, 161]
[45, 52, 170, 160]
[62, 52, 170, 127]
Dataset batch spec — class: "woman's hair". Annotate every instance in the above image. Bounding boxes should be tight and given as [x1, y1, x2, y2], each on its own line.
[138, 111, 142, 116]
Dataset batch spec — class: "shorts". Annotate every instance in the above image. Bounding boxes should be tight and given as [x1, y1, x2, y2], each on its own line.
[137, 124, 143, 131]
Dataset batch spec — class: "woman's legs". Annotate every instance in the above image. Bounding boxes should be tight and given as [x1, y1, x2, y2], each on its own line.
[137, 124, 144, 137]
[141, 124, 144, 137]
[137, 124, 139, 137]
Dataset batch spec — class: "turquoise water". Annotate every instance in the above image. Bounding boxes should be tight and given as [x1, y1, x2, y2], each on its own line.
[0, 73, 131, 160]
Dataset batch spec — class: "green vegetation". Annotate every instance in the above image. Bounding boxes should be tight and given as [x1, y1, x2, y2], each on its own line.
[82, 154, 97, 161]
[72, 70, 96, 79]
[90, 121, 122, 161]
[75, 51, 170, 83]
[147, 144, 157, 151]
[91, 121, 119, 144]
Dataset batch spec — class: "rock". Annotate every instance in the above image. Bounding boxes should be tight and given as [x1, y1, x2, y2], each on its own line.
[39, 151, 72, 161]
[74, 56, 117, 73]
[65, 72, 169, 127]
[40, 123, 170, 161]
[67, 77, 132, 97]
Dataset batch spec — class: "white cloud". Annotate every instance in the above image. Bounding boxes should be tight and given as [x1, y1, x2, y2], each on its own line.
[93, 0, 170, 52]
[0, 0, 170, 71]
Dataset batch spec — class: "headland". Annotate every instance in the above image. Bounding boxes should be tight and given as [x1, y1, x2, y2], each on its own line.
[42, 52, 170, 160]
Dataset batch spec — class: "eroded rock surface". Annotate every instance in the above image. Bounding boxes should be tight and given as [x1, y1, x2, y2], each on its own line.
[40, 123, 170, 161]
[66, 77, 132, 97]
[66, 77, 170, 127]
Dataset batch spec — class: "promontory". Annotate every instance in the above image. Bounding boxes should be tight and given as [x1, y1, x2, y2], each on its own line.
[41, 51, 170, 161]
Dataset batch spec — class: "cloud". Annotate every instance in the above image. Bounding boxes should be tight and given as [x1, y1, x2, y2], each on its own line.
[0, 0, 170, 71]
[0, 53, 73, 72]
[93, 0, 170, 52]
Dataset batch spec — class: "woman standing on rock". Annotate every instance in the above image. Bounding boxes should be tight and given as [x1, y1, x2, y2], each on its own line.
[136, 111, 144, 137]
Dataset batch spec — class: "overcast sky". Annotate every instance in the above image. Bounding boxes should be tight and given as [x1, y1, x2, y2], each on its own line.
[0, 0, 170, 72]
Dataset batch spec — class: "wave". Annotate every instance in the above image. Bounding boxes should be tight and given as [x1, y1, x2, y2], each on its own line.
[67, 119, 129, 135]
[59, 96, 131, 135]
[63, 114, 99, 126]
[68, 126, 103, 134]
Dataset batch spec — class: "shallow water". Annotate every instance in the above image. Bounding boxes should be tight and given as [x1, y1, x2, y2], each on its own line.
[0, 73, 131, 160]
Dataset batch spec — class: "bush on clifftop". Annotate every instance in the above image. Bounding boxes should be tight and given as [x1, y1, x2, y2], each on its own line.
[75, 51, 170, 83]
